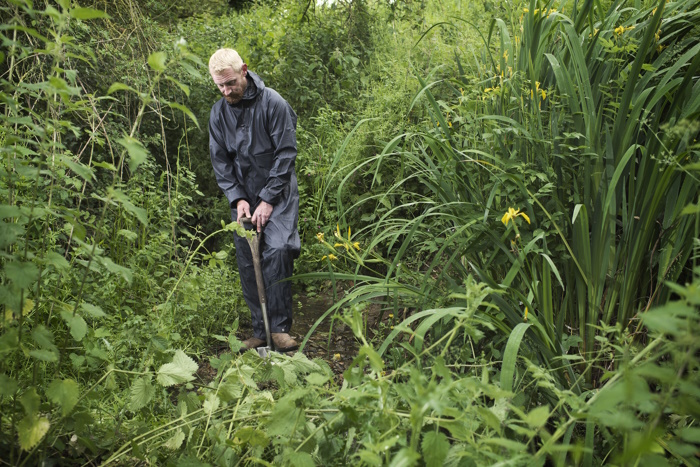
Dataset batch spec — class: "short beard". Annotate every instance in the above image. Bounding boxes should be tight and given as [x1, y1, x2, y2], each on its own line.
[224, 95, 241, 105]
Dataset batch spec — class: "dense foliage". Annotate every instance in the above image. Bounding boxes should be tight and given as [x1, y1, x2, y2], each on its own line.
[1, 0, 699, 465]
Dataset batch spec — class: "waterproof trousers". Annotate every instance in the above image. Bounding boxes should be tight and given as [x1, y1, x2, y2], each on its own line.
[233, 228, 294, 340]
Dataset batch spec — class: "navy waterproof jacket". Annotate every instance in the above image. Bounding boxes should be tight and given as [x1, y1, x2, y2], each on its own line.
[208, 71, 300, 252]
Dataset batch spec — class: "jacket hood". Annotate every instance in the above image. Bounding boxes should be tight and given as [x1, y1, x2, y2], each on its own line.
[240, 70, 265, 103]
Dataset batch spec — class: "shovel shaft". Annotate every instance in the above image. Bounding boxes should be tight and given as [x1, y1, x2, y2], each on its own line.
[239, 217, 273, 351]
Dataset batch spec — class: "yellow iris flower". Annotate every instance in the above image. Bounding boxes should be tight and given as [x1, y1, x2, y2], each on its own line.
[501, 207, 531, 226]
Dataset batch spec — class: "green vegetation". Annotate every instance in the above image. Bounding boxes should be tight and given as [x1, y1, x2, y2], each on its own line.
[1, 0, 699, 465]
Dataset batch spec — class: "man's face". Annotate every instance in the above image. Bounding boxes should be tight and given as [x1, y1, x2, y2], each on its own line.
[211, 64, 248, 104]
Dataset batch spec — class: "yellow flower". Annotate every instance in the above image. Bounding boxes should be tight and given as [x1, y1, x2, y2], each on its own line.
[447, 121, 453, 128]
[501, 207, 531, 226]
[388, 313, 394, 319]
[614, 25, 625, 35]
[352, 241, 360, 251]
[322, 254, 338, 261]
[540, 89, 547, 100]
[316, 232, 324, 242]
[524, 307, 529, 321]
[332, 353, 341, 361]
[335, 224, 341, 238]
[503, 50, 508, 61]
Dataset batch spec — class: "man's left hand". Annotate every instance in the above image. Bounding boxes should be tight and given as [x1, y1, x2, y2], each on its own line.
[251, 201, 273, 232]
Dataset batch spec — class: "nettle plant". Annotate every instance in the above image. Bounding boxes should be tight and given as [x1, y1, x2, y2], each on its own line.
[0, 0, 223, 462]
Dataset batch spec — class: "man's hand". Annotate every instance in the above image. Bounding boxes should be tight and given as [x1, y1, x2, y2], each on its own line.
[236, 199, 252, 222]
[251, 201, 273, 233]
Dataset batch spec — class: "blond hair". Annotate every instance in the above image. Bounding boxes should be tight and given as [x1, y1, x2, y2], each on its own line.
[209, 48, 244, 73]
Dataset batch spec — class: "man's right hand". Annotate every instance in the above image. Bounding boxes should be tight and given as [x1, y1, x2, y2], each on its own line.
[236, 199, 252, 222]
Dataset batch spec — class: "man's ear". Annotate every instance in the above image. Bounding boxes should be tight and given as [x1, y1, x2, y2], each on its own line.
[241, 63, 248, 76]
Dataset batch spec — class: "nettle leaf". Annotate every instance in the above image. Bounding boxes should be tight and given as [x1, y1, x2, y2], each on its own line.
[233, 427, 269, 448]
[99, 255, 134, 283]
[69, 7, 110, 20]
[525, 405, 550, 429]
[59, 154, 94, 182]
[60, 309, 88, 342]
[5, 260, 39, 289]
[163, 428, 185, 450]
[107, 82, 137, 95]
[148, 51, 167, 71]
[46, 379, 79, 417]
[108, 188, 148, 226]
[129, 376, 155, 411]
[157, 350, 198, 387]
[0, 373, 18, 396]
[0, 329, 20, 356]
[43, 251, 70, 272]
[80, 302, 107, 318]
[166, 101, 199, 128]
[18, 415, 50, 451]
[422, 431, 449, 467]
[29, 349, 59, 362]
[390, 447, 421, 467]
[116, 135, 149, 172]
[284, 450, 314, 467]
[203, 394, 220, 415]
[267, 397, 302, 437]
[20, 388, 41, 415]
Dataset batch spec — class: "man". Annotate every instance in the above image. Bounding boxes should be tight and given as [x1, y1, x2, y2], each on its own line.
[208, 48, 299, 352]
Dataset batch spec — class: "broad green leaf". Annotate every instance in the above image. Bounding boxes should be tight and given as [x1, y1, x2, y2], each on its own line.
[0, 328, 20, 356]
[157, 350, 198, 387]
[0, 374, 18, 396]
[60, 155, 94, 181]
[678, 427, 700, 443]
[148, 52, 167, 71]
[99, 256, 134, 283]
[29, 349, 59, 362]
[267, 397, 302, 437]
[0, 221, 24, 248]
[525, 405, 550, 429]
[32, 325, 57, 351]
[43, 252, 70, 272]
[286, 451, 314, 467]
[163, 428, 185, 450]
[305, 372, 329, 386]
[69, 7, 109, 20]
[116, 135, 149, 172]
[129, 376, 155, 411]
[389, 447, 420, 467]
[107, 82, 137, 95]
[20, 388, 41, 415]
[233, 427, 269, 448]
[117, 229, 138, 241]
[165, 76, 190, 97]
[422, 431, 449, 467]
[47, 379, 79, 417]
[5, 260, 39, 289]
[166, 101, 199, 128]
[81, 302, 106, 318]
[60, 309, 88, 342]
[18, 415, 50, 451]
[203, 394, 220, 415]
[218, 378, 244, 402]
[108, 188, 148, 225]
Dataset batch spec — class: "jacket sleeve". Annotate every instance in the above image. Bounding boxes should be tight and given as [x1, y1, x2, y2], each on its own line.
[257, 91, 297, 206]
[209, 109, 249, 207]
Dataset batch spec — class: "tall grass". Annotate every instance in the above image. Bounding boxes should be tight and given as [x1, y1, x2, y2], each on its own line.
[327, 0, 700, 388]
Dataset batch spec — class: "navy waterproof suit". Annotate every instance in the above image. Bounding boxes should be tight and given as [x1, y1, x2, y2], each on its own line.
[208, 70, 300, 340]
